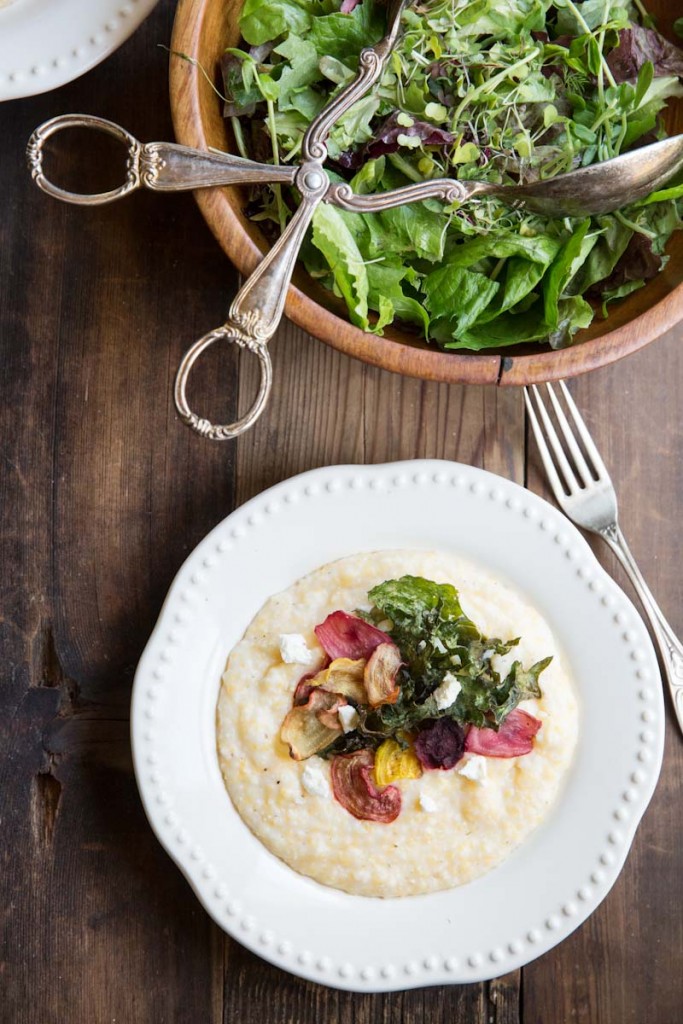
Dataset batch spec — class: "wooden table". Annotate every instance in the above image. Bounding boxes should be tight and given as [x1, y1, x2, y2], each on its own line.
[2, 4, 682, 1021]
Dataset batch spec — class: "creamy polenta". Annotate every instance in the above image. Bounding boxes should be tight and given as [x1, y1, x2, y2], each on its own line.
[216, 551, 578, 898]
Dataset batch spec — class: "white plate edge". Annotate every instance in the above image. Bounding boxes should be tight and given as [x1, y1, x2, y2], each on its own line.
[0, 0, 159, 100]
[130, 459, 665, 992]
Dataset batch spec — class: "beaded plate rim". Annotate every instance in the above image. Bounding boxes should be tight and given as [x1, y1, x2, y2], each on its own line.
[0, 0, 159, 101]
[131, 460, 664, 992]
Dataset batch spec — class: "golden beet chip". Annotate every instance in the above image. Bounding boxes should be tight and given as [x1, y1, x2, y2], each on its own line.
[373, 738, 422, 786]
[364, 642, 402, 706]
[311, 658, 368, 705]
[280, 689, 346, 760]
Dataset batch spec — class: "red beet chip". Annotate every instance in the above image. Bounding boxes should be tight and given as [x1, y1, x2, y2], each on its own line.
[293, 681, 315, 706]
[330, 749, 401, 823]
[465, 708, 542, 758]
[315, 610, 392, 661]
[414, 719, 465, 771]
[292, 656, 330, 706]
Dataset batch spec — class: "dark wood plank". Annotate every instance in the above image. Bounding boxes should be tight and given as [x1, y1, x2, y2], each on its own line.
[1, 3, 235, 1021]
[235, 322, 525, 501]
[522, 325, 683, 1024]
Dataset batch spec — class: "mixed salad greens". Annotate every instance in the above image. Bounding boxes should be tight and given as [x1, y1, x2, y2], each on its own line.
[279, 576, 550, 823]
[220, 0, 683, 350]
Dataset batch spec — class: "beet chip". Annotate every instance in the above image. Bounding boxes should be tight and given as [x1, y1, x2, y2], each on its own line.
[465, 709, 542, 758]
[414, 719, 465, 771]
[331, 749, 401, 823]
[315, 610, 392, 661]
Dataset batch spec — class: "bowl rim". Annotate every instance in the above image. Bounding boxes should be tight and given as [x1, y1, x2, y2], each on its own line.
[169, 0, 683, 386]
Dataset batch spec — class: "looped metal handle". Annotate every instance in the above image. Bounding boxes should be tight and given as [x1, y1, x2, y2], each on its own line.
[27, 114, 142, 206]
[174, 327, 273, 441]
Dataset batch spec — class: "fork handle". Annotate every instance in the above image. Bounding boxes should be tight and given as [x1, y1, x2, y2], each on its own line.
[601, 524, 683, 729]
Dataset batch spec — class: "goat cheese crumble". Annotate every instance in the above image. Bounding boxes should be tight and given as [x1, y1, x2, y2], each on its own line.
[279, 633, 314, 665]
[457, 754, 489, 784]
[432, 671, 462, 710]
[301, 762, 330, 798]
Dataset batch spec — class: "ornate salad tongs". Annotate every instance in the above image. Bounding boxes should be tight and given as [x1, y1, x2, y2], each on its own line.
[27, 0, 683, 440]
[27, 0, 410, 440]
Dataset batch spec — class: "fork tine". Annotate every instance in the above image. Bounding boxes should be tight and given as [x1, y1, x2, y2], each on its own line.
[558, 380, 610, 481]
[524, 387, 569, 505]
[526, 385, 579, 495]
[544, 382, 594, 486]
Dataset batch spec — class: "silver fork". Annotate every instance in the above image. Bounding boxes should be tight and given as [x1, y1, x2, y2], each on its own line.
[525, 381, 683, 735]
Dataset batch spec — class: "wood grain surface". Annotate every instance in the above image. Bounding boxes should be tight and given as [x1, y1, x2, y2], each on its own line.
[1, 3, 682, 1022]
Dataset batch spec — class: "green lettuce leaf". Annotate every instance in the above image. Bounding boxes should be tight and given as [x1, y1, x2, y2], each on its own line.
[309, 1, 383, 62]
[366, 262, 431, 334]
[237, 0, 683, 351]
[543, 219, 594, 329]
[273, 35, 325, 117]
[310, 203, 369, 329]
[457, 0, 549, 37]
[569, 216, 634, 293]
[477, 258, 546, 323]
[447, 305, 551, 349]
[601, 278, 646, 313]
[240, 0, 312, 47]
[555, 0, 631, 35]
[424, 265, 500, 334]
[444, 233, 561, 268]
[365, 202, 448, 262]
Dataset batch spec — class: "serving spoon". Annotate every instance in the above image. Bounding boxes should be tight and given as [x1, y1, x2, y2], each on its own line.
[328, 132, 683, 219]
[26, 0, 683, 439]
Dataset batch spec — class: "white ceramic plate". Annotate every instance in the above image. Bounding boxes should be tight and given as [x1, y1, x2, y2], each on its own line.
[131, 460, 664, 992]
[0, 0, 158, 101]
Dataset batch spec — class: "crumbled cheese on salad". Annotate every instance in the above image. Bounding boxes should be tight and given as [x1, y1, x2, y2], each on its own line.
[432, 671, 462, 710]
[338, 705, 359, 734]
[279, 633, 314, 665]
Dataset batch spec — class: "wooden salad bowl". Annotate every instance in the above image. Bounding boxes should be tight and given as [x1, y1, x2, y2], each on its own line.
[170, 0, 683, 386]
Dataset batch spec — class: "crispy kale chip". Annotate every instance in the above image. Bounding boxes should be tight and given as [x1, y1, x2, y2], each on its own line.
[360, 575, 550, 731]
